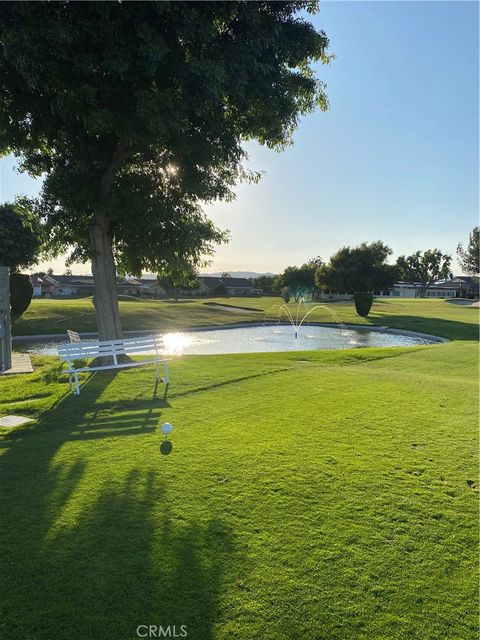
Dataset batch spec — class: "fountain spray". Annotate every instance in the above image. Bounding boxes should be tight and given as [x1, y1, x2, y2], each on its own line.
[267, 301, 348, 338]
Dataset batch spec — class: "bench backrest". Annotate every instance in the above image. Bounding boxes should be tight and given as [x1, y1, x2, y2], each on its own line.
[67, 329, 81, 343]
[58, 335, 165, 363]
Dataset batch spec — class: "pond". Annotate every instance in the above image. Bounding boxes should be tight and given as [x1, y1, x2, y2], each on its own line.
[14, 323, 440, 356]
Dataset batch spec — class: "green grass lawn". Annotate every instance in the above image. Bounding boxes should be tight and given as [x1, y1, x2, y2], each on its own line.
[1, 300, 478, 639]
[12, 295, 479, 341]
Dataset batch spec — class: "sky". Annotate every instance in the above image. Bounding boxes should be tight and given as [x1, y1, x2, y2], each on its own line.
[0, 0, 478, 276]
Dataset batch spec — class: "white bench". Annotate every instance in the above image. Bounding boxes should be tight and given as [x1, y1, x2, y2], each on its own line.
[58, 335, 170, 396]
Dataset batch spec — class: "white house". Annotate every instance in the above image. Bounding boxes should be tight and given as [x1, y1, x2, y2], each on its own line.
[376, 282, 459, 298]
[318, 281, 460, 300]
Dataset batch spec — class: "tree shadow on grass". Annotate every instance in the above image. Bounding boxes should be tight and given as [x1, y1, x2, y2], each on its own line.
[0, 370, 235, 640]
[366, 314, 478, 341]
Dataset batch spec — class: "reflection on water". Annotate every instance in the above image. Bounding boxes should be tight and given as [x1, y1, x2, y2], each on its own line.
[15, 325, 436, 357]
[162, 332, 195, 354]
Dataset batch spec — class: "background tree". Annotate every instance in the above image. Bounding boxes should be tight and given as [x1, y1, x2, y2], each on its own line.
[158, 260, 199, 300]
[0, 201, 42, 272]
[315, 242, 398, 293]
[457, 227, 479, 275]
[396, 249, 452, 297]
[0, 1, 332, 340]
[221, 272, 231, 279]
[252, 275, 276, 292]
[0, 200, 42, 318]
[274, 257, 323, 300]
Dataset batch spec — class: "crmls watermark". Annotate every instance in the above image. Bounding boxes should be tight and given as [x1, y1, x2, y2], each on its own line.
[136, 625, 187, 638]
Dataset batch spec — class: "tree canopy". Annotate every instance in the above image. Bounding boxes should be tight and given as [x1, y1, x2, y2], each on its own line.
[315, 242, 398, 293]
[396, 249, 452, 297]
[457, 227, 479, 275]
[252, 275, 276, 292]
[0, 1, 332, 339]
[0, 201, 42, 272]
[274, 257, 323, 300]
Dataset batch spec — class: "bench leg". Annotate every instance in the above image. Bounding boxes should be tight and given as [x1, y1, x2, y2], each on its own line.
[153, 362, 169, 399]
[163, 362, 170, 399]
[68, 373, 72, 392]
[74, 372, 80, 395]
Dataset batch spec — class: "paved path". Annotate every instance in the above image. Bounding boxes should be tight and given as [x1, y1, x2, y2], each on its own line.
[0, 353, 33, 375]
[447, 299, 480, 307]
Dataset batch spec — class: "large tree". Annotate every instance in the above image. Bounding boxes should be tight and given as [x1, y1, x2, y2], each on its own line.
[396, 249, 452, 297]
[315, 242, 398, 293]
[457, 227, 479, 275]
[0, 1, 331, 340]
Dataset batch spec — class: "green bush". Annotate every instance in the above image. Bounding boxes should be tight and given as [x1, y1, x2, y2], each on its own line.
[213, 284, 227, 295]
[10, 273, 33, 319]
[354, 291, 374, 317]
[280, 288, 291, 304]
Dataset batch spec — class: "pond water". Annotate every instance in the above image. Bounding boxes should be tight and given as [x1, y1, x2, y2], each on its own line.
[14, 324, 438, 356]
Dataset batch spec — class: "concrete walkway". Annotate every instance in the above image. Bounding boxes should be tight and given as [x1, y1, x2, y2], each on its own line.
[0, 415, 34, 428]
[0, 353, 33, 375]
[447, 298, 480, 307]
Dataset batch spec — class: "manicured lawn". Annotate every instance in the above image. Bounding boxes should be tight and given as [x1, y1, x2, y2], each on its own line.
[0, 311, 478, 639]
[11, 296, 263, 336]
[12, 296, 479, 341]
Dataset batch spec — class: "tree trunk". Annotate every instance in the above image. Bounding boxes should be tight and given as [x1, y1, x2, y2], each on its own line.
[88, 140, 135, 343]
[89, 210, 122, 341]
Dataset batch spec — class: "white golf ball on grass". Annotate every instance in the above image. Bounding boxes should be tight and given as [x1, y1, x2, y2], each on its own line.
[161, 422, 173, 436]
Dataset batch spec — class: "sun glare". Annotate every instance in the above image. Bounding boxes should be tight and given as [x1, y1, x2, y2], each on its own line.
[162, 332, 192, 355]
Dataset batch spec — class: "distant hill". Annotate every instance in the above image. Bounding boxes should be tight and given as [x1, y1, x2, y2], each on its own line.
[202, 271, 276, 279]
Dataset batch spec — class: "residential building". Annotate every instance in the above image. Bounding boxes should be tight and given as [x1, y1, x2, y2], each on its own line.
[318, 276, 478, 300]
[30, 274, 168, 298]
[198, 276, 261, 296]
[372, 283, 457, 298]
[431, 276, 479, 298]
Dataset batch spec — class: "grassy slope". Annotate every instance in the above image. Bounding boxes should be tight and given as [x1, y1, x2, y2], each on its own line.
[12, 296, 479, 341]
[1, 299, 478, 639]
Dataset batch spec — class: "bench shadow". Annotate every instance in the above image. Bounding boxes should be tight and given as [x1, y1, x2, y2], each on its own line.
[0, 369, 236, 639]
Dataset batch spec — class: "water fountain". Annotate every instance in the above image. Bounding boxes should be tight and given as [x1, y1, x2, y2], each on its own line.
[265, 301, 349, 339]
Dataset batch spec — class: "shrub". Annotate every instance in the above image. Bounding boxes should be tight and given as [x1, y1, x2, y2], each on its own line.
[354, 291, 373, 317]
[213, 284, 227, 295]
[10, 273, 33, 319]
[280, 287, 291, 304]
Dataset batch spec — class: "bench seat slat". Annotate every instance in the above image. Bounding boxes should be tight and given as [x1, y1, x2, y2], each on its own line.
[59, 342, 165, 358]
[59, 342, 163, 350]
[59, 346, 165, 357]
[59, 338, 164, 349]
[65, 357, 169, 373]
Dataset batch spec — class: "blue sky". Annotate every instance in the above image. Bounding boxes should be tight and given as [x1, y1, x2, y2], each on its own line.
[0, 0, 478, 275]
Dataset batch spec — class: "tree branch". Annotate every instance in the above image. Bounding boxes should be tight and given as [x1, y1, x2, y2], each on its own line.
[98, 140, 137, 202]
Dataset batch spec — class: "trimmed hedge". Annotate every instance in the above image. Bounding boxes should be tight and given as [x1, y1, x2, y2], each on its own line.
[354, 291, 374, 317]
[10, 273, 33, 319]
